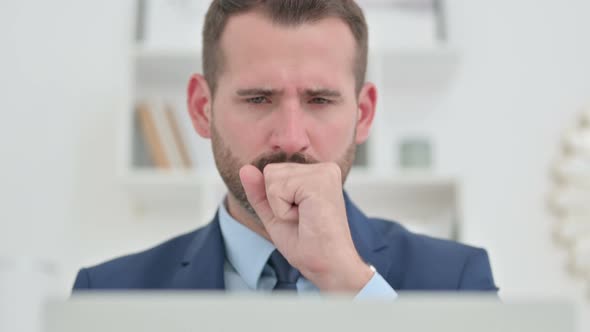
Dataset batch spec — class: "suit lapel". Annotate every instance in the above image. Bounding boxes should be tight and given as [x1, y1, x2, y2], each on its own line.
[170, 192, 400, 290]
[344, 191, 401, 289]
[170, 213, 226, 290]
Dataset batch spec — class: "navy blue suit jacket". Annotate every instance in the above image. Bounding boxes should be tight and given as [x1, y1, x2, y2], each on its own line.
[73, 194, 498, 292]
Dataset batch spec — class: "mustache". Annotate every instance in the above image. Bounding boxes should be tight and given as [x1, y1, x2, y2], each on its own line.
[253, 152, 317, 172]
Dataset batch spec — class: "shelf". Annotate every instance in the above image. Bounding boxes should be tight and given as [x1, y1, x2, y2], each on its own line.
[134, 44, 457, 58]
[133, 44, 459, 90]
[120, 168, 224, 220]
[125, 40, 462, 238]
[120, 167, 458, 201]
[124, 5, 463, 240]
[122, 167, 456, 190]
[368, 45, 458, 91]
[133, 46, 201, 88]
[122, 168, 220, 186]
[347, 168, 456, 186]
[121, 167, 460, 239]
[345, 169, 459, 235]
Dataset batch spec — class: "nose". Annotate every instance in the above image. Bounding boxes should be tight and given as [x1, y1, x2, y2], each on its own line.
[269, 101, 310, 155]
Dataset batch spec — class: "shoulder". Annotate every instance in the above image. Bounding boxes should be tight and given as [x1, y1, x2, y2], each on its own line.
[73, 227, 204, 290]
[367, 218, 497, 291]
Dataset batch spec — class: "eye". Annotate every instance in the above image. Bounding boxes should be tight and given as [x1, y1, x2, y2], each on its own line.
[247, 96, 271, 104]
[309, 97, 332, 104]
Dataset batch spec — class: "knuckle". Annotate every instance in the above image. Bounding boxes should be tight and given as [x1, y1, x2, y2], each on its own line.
[326, 162, 341, 181]
[262, 164, 274, 178]
[282, 175, 295, 192]
[266, 181, 280, 197]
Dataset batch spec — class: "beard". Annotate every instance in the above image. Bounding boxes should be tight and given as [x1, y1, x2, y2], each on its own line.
[210, 120, 357, 221]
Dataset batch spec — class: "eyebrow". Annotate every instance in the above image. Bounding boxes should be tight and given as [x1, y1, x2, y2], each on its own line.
[304, 88, 341, 98]
[236, 88, 279, 97]
[235, 88, 341, 98]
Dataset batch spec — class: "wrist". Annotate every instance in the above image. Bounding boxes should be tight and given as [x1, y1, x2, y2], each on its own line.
[316, 256, 375, 293]
[346, 260, 375, 292]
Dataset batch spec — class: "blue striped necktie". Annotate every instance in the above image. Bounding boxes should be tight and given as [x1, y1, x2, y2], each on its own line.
[268, 250, 301, 291]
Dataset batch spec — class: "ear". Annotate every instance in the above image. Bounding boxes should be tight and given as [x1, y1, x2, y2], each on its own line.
[355, 82, 377, 144]
[187, 73, 213, 138]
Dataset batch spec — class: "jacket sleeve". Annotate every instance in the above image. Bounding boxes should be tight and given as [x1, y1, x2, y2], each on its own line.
[458, 248, 499, 291]
[72, 268, 91, 290]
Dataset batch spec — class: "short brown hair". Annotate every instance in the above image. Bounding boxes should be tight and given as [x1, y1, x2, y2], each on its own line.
[202, 0, 368, 95]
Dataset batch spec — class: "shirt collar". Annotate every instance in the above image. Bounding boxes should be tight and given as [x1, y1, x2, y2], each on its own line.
[218, 197, 276, 290]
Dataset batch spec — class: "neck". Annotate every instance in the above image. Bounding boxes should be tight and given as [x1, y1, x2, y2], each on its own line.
[225, 193, 273, 242]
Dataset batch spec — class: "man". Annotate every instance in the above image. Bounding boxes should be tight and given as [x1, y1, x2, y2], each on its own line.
[73, 0, 497, 297]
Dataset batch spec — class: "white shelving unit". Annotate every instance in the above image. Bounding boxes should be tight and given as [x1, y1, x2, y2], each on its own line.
[122, 1, 463, 240]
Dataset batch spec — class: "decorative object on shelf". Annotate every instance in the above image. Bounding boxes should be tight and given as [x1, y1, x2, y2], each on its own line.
[548, 104, 590, 293]
[399, 137, 433, 170]
[353, 141, 369, 168]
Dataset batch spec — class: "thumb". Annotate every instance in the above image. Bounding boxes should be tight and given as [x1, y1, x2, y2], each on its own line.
[239, 164, 275, 224]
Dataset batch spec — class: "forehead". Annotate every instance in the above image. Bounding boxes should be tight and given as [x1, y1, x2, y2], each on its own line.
[217, 11, 357, 89]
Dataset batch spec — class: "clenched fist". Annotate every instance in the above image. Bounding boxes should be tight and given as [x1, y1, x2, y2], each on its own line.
[239, 162, 374, 292]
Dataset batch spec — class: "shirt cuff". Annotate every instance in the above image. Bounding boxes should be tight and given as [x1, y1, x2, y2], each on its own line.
[354, 271, 398, 300]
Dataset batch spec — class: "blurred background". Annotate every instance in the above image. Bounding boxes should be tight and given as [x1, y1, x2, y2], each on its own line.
[1, 0, 589, 329]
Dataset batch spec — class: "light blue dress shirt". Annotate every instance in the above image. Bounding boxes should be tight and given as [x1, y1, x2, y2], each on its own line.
[217, 198, 397, 299]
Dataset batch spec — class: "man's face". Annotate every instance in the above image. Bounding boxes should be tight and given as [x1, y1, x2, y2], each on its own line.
[208, 12, 366, 216]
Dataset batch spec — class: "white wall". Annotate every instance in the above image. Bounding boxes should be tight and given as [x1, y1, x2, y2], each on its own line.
[0, 0, 588, 328]
[0, 0, 134, 289]
[443, 0, 590, 299]
[443, 0, 590, 325]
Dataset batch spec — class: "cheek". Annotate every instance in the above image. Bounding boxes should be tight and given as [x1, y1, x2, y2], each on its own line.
[213, 106, 267, 159]
[308, 113, 356, 159]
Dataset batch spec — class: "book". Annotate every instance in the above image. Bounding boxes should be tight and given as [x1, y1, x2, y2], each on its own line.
[136, 102, 170, 169]
[164, 103, 193, 168]
[149, 100, 185, 169]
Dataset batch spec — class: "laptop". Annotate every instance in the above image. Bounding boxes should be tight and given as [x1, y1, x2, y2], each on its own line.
[43, 292, 576, 332]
